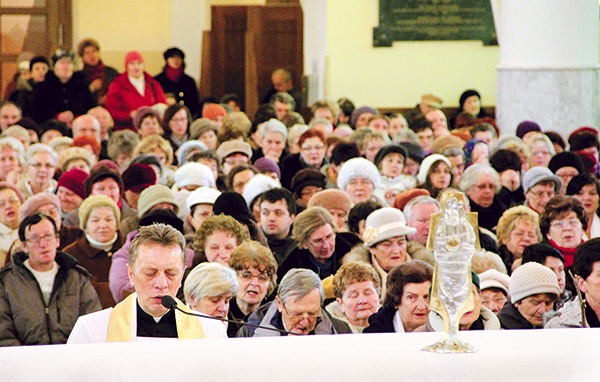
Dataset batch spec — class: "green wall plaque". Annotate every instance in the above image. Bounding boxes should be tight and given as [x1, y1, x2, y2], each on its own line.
[373, 0, 497, 47]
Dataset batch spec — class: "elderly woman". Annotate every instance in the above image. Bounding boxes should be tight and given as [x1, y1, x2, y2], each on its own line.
[540, 195, 587, 269]
[183, 262, 239, 336]
[107, 130, 140, 170]
[105, 50, 167, 130]
[337, 157, 383, 205]
[416, 154, 452, 199]
[0, 137, 25, 183]
[132, 106, 163, 139]
[307, 189, 352, 232]
[449, 89, 492, 129]
[63, 194, 124, 308]
[132, 135, 175, 185]
[192, 214, 249, 267]
[17, 143, 57, 198]
[567, 174, 600, 239]
[57, 146, 96, 175]
[526, 133, 555, 168]
[460, 164, 507, 232]
[364, 260, 433, 333]
[327, 262, 381, 333]
[496, 206, 542, 273]
[280, 129, 327, 190]
[162, 104, 191, 154]
[228, 241, 278, 336]
[278, 206, 360, 281]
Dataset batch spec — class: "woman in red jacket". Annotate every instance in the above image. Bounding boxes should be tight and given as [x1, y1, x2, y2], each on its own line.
[105, 51, 167, 131]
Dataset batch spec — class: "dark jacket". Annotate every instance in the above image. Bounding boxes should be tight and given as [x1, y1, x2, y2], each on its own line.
[497, 186, 525, 208]
[280, 153, 327, 191]
[469, 196, 507, 233]
[265, 233, 296, 265]
[154, 71, 200, 117]
[0, 251, 101, 346]
[363, 305, 397, 333]
[236, 300, 351, 337]
[498, 301, 539, 329]
[32, 71, 96, 123]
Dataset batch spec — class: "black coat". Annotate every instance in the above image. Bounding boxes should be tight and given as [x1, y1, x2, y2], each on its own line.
[363, 305, 396, 333]
[154, 71, 200, 117]
[468, 196, 507, 233]
[498, 301, 538, 329]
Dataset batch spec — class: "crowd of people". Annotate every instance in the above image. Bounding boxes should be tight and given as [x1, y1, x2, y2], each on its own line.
[0, 39, 599, 346]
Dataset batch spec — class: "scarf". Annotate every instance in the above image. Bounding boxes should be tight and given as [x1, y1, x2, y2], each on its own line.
[106, 293, 206, 342]
[165, 66, 183, 83]
[83, 61, 108, 94]
[85, 232, 118, 253]
[548, 238, 579, 268]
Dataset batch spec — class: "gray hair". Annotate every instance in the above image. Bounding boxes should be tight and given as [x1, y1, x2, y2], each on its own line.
[393, 127, 419, 145]
[308, 118, 333, 133]
[403, 196, 440, 223]
[459, 164, 502, 194]
[0, 137, 25, 166]
[260, 118, 288, 140]
[183, 262, 239, 304]
[129, 223, 186, 269]
[270, 92, 296, 109]
[278, 268, 324, 305]
[526, 134, 555, 156]
[442, 146, 465, 159]
[287, 124, 308, 147]
[26, 143, 57, 164]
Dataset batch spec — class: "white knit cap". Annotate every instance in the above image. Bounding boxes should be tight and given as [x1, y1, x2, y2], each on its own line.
[337, 157, 381, 191]
[509, 262, 560, 304]
[173, 162, 215, 190]
[363, 207, 416, 247]
[186, 187, 222, 210]
[242, 174, 281, 207]
[478, 269, 510, 295]
[417, 154, 452, 185]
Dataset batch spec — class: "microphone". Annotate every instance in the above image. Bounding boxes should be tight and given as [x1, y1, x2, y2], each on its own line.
[160, 295, 296, 336]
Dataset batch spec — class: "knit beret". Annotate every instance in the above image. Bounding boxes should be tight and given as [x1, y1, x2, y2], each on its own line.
[57, 169, 88, 200]
[350, 106, 378, 127]
[393, 188, 430, 211]
[568, 126, 598, 143]
[189, 118, 218, 140]
[132, 106, 161, 130]
[84, 167, 123, 197]
[373, 144, 408, 169]
[137, 185, 179, 218]
[307, 189, 352, 215]
[19, 193, 61, 223]
[173, 162, 215, 189]
[478, 269, 510, 295]
[122, 163, 156, 193]
[548, 152, 584, 174]
[515, 121, 541, 139]
[489, 149, 522, 174]
[216, 140, 252, 161]
[509, 262, 560, 303]
[242, 174, 281, 208]
[202, 104, 227, 121]
[290, 168, 327, 197]
[124, 50, 144, 67]
[253, 157, 281, 179]
[417, 154, 452, 185]
[337, 157, 381, 191]
[0, 182, 24, 203]
[78, 194, 121, 231]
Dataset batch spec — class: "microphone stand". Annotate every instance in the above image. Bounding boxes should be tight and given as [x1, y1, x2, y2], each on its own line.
[161, 296, 297, 336]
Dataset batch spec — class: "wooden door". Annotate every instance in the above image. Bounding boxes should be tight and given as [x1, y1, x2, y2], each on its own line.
[0, 0, 71, 100]
[201, 4, 303, 118]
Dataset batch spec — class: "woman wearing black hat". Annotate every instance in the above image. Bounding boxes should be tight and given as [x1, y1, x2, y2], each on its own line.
[449, 89, 493, 129]
[154, 47, 200, 117]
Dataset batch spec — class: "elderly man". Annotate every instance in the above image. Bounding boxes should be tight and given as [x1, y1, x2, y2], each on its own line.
[0, 101, 22, 131]
[72, 114, 101, 143]
[68, 223, 226, 343]
[498, 262, 560, 329]
[0, 212, 101, 345]
[270, 92, 296, 121]
[522, 167, 562, 214]
[262, 68, 302, 111]
[404, 195, 440, 246]
[237, 268, 351, 336]
[546, 238, 600, 328]
[252, 118, 289, 165]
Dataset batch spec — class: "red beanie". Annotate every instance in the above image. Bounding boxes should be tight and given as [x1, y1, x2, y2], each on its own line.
[124, 50, 144, 67]
[202, 104, 227, 121]
[57, 169, 88, 200]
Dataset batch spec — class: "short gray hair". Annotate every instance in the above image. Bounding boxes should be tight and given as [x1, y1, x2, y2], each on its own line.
[183, 263, 239, 303]
[459, 164, 502, 194]
[0, 137, 25, 166]
[270, 92, 295, 109]
[26, 143, 57, 164]
[308, 118, 333, 133]
[403, 196, 440, 222]
[129, 223, 186, 269]
[260, 118, 288, 140]
[278, 268, 324, 305]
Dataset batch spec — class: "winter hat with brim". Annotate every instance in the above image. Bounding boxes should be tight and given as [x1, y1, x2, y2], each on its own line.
[216, 140, 252, 161]
[78, 194, 121, 231]
[363, 207, 416, 247]
[186, 187, 222, 210]
[137, 184, 179, 218]
[177, 140, 207, 165]
[509, 262, 559, 304]
[417, 154, 452, 185]
[522, 166, 562, 194]
[478, 269, 510, 296]
[337, 157, 381, 191]
[373, 144, 408, 169]
[290, 168, 327, 197]
[548, 152, 584, 174]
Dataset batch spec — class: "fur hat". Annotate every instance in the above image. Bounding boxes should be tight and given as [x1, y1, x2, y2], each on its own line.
[213, 191, 253, 224]
[137, 185, 179, 218]
[363, 207, 416, 247]
[19, 193, 61, 224]
[516, 121, 541, 139]
[177, 140, 207, 165]
[489, 149, 522, 174]
[373, 144, 408, 169]
[509, 262, 559, 304]
[216, 140, 252, 161]
[307, 189, 352, 215]
[186, 187, 222, 210]
[84, 167, 123, 197]
[478, 269, 510, 295]
[202, 104, 227, 121]
[337, 157, 381, 191]
[78, 194, 121, 231]
[548, 152, 584, 174]
[132, 106, 161, 130]
[254, 157, 281, 179]
[124, 50, 144, 67]
[189, 118, 218, 140]
[57, 169, 88, 200]
[569, 132, 600, 152]
[57, 147, 95, 172]
[290, 168, 327, 197]
[522, 166, 562, 194]
[417, 154, 451, 185]
[122, 163, 156, 193]
[242, 174, 281, 208]
[173, 162, 215, 189]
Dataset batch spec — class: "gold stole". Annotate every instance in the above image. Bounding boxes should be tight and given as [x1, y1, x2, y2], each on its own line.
[106, 293, 206, 342]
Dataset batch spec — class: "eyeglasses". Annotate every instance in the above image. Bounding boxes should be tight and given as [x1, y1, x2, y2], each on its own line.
[25, 234, 57, 244]
[301, 145, 325, 152]
[283, 304, 322, 322]
[0, 197, 19, 208]
[550, 218, 581, 229]
[529, 190, 554, 198]
[237, 270, 270, 283]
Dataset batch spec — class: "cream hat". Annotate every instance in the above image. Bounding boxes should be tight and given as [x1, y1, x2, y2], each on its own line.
[363, 207, 416, 247]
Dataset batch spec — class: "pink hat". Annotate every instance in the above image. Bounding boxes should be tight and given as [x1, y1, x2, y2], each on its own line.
[124, 50, 144, 67]
[202, 104, 227, 121]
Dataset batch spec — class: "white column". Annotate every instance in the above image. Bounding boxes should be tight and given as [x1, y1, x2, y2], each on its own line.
[494, 0, 600, 138]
